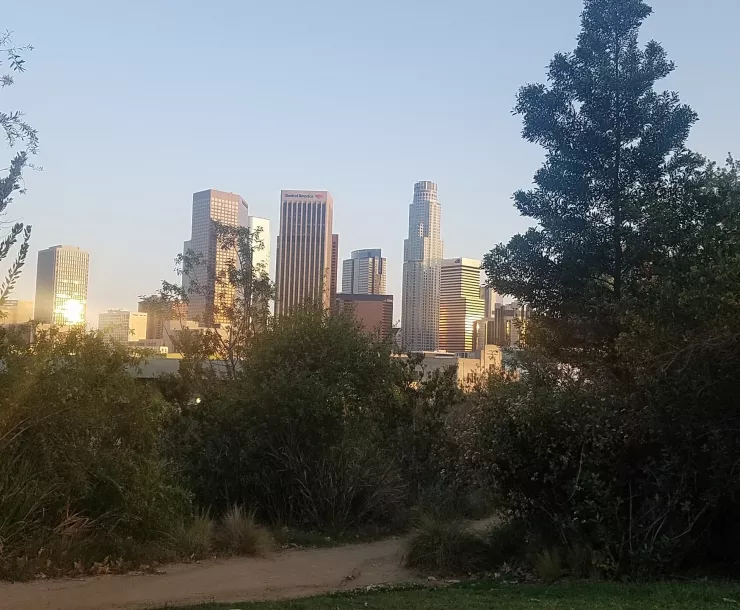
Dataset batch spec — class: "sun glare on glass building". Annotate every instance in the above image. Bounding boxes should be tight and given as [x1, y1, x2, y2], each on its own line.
[34, 245, 90, 326]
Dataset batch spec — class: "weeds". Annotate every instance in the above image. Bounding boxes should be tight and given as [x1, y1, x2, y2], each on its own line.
[174, 513, 214, 559]
[534, 547, 564, 582]
[216, 506, 273, 556]
[403, 515, 490, 575]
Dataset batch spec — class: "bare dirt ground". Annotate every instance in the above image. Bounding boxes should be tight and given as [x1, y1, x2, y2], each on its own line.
[0, 538, 416, 610]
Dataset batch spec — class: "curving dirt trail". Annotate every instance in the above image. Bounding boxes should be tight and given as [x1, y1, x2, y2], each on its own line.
[0, 538, 415, 610]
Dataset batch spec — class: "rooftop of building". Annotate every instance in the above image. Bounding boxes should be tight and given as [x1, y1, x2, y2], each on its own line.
[336, 293, 393, 302]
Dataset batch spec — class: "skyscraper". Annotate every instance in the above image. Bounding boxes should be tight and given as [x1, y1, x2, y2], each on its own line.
[401, 181, 443, 351]
[440, 258, 485, 352]
[34, 245, 90, 326]
[481, 285, 502, 318]
[275, 190, 334, 315]
[185, 189, 248, 325]
[341, 249, 387, 295]
[99, 309, 148, 343]
[247, 216, 271, 277]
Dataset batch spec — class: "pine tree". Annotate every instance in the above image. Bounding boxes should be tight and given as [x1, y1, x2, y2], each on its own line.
[483, 0, 701, 367]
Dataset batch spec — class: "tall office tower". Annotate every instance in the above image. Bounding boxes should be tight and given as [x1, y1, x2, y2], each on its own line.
[440, 258, 485, 352]
[247, 216, 271, 276]
[99, 309, 148, 343]
[341, 249, 387, 295]
[481, 285, 502, 317]
[185, 189, 248, 325]
[401, 181, 443, 351]
[330, 233, 339, 302]
[0, 300, 34, 325]
[34, 245, 90, 325]
[275, 190, 334, 315]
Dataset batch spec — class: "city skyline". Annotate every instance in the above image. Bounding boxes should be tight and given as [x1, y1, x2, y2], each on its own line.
[5, 0, 739, 325]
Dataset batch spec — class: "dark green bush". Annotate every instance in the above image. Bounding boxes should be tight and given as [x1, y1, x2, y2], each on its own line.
[0, 328, 188, 577]
[164, 307, 482, 533]
[404, 515, 491, 575]
[471, 344, 740, 576]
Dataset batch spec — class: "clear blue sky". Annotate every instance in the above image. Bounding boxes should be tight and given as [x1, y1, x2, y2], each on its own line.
[4, 0, 738, 324]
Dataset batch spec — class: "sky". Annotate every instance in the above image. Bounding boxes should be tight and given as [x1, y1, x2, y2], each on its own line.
[3, 0, 739, 325]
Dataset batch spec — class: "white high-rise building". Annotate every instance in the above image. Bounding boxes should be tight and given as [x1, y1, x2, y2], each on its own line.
[401, 181, 443, 351]
[184, 189, 248, 325]
[248, 216, 271, 278]
[34, 245, 90, 326]
[341, 249, 387, 295]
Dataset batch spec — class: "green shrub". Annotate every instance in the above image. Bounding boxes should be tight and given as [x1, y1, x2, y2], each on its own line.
[216, 506, 273, 556]
[0, 328, 188, 577]
[470, 346, 740, 576]
[164, 308, 466, 533]
[403, 515, 491, 575]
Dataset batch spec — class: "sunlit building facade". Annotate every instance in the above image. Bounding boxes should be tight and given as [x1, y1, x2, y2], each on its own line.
[138, 298, 189, 340]
[185, 189, 249, 325]
[34, 245, 90, 326]
[275, 190, 334, 315]
[247, 216, 271, 277]
[99, 309, 148, 343]
[439, 258, 484, 352]
[401, 181, 443, 351]
[0, 299, 34, 326]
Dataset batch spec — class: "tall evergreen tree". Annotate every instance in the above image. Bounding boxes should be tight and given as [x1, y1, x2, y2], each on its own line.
[483, 0, 701, 367]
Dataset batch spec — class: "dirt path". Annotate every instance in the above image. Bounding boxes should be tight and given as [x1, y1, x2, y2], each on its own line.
[0, 538, 415, 610]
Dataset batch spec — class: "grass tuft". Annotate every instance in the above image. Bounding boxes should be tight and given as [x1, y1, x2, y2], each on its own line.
[174, 512, 214, 559]
[216, 505, 274, 556]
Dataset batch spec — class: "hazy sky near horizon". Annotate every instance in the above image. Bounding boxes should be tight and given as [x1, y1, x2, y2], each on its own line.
[3, 0, 739, 325]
